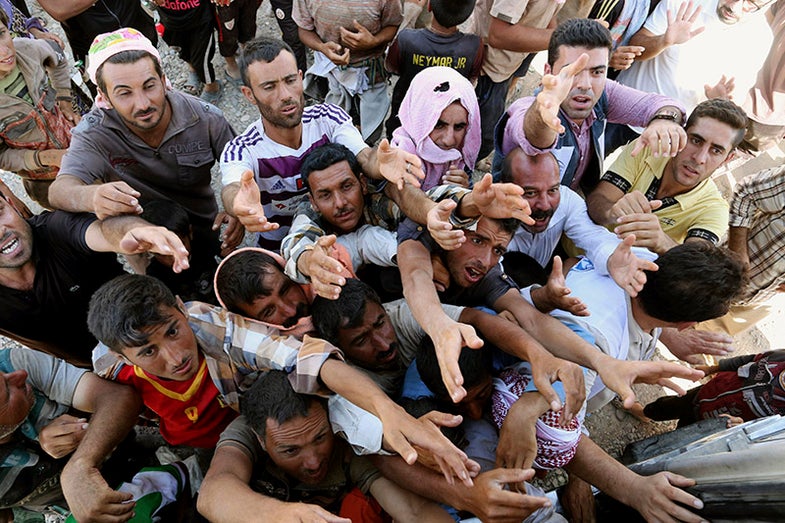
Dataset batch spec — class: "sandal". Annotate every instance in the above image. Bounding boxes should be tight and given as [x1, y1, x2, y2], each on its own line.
[224, 68, 243, 88]
[200, 83, 223, 104]
[183, 70, 202, 96]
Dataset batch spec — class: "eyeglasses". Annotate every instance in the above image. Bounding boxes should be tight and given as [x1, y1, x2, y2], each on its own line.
[743, 0, 774, 13]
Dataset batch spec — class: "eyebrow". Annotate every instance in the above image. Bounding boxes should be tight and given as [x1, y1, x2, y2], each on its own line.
[112, 76, 157, 92]
[690, 132, 727, 152]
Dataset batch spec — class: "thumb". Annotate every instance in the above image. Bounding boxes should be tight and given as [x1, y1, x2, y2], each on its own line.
[316, 234, 338, 249]
[436, 198, 457, 217]
[240, 169, 255, 187]
[621, 233, 636, 249]
[458, 323, 483, 349]
[649, 199, 664, 211]
[378, 138, 391, 154]
[424, 411, 464, 429]
[550, 255, 563, 277]
[476, 172, 492, 191]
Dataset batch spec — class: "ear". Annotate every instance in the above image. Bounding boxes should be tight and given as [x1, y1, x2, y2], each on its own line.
[115, 350, 133, 365]
[308, 193, 317, 212]
[175, 296, 188, 316]
[359, 175, 368, 195]
[722, 149, 738, 165]
[97, 88, 113, 109]
[241, 85, 256, 106]
[544, 63, 552, 75]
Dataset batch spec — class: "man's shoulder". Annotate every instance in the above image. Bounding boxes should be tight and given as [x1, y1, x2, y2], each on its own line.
[302, 103, 352, 127]
[168, 90, 230, 127]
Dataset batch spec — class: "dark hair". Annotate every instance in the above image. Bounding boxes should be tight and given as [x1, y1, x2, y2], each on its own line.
[429, 0, 476, 27]
[502, 251, 549, 288]
[0, 8, 9, 29]
[416, 335, 491, 401]
[685, 99, 749, 148]
[500, 149, 559, 184]
[240, 370, 327, 439]
[238, 37, 295, 86]
[301, 143, 362, 192]
[87, 274, 178, 352]
[548, 18, 612, 66]
[311, 278, 381, 345]
[398, 396, 467, 448]
[214, 250, 282, 313]
[486, 217, 520, 237]
[95, 50, 164, 94]
[638, 243, 746, 323]
[140, 200, 191, 238]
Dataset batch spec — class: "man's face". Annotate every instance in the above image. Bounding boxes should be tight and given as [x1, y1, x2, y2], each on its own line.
[716, 0, 770, 24]
[547, 46, 609, 125]
[262, 402, 334, 485]
[307, 160, 366, 234]
[335, 301, 399, 371]
[509, 154, 561, 234]
[0, 197, 33, 270]
[0, 370, 35, 430]
[237, 267, 309, 327]
[429, 102, 469, 152]
[455, 374, 493, 421]
[0, 25, 17, 79]
[241, 51, 305, 130]
[101, 57, 169, 133]
[667, 116, 736, 189]
[443, 218, 511, 288]
[117, 305, 200, 382]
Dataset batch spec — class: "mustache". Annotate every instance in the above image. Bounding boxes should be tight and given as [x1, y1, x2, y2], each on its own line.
[134, 108, 155, 118]
[530, 209, 554, 221]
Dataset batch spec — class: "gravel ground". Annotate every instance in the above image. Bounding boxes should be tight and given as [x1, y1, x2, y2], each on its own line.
[4, 0, 784, 495]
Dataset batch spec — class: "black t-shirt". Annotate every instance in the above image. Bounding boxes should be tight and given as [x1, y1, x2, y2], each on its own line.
[157, 0, 214, 32]
[397, 217, 516, 309]
[61, 0, 157, 63]
[0, 211, 124, 365]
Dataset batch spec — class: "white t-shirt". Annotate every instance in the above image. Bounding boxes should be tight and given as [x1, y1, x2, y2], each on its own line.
[220, 104, 367, 247]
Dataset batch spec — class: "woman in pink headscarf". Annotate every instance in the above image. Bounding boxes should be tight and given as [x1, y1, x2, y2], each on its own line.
[391, 66, 480, 190]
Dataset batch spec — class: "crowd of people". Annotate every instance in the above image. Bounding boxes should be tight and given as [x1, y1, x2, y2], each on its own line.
[0, 0, 783, 521]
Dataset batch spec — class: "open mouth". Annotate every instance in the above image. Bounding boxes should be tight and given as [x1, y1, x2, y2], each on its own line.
[377, 345, 398, 364]
[0, 236, 19, 255]
[0, 56, 14, 66]
[465, 265, 485, 283]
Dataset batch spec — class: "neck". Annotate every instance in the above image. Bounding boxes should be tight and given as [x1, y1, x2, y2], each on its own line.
[0, 262, 35, 291]
[429, 21, 457, 36]
[262, 119, 303, 149]
[657, 160, 690, 199]
[630, 297, 659, 333]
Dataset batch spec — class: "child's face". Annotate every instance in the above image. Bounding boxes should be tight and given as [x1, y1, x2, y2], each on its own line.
[117, 305, 200, 381]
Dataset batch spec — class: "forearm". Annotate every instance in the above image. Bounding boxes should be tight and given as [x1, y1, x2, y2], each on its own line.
[221, 182, 241, 217]
[727, 226, 749, 260]
[66, 385, 141, 471]
[48, 175, 96, 213]
[460, 307, 553, 364]
[494, 292, 604, 369]
[523, 101, 558, 149]
[319, 359, 393, 420]
[199, 471, 283, 522]
[628, 31, 670, 60]
[399, 241, 449, 334]
[487, 18, 552, 53]
[372, 25, 398, 48]
[298, 27, 329, 53]
[565, 437, 635, 504]
[91, 215, 151, 251]
[386, 183, 435, 224]
[586, 191, 618, 226]
[371, 456, 465, 509]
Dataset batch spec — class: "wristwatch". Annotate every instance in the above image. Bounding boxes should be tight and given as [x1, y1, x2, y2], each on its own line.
[648, 110, 683, 126]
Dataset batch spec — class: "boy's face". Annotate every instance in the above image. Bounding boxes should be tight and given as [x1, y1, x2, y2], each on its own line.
[117, 305, 200, 381]
[455, 374, 494, 420]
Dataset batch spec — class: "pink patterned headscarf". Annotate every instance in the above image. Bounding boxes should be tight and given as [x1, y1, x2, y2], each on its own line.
[392, 66, 481, 190]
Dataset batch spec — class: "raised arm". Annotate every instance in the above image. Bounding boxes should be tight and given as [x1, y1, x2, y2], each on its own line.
[628, 1, 705, 61]
[60, 374, 143, 522]
[36, 0, 95, 22]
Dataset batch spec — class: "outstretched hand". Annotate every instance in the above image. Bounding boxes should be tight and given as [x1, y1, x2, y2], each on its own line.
[377, 139, 425, 190]
[536, 256, 589, 316]
[536, 53, 590, 134]
[120, 226, 191, 273]
[427, 318, 484, 403]
[607, 235, 659, 297]
[599, 358, 704, 409]
[299, 235, 351, 299]
[470, 173, 534, 224]
[232, 170, 279, 233]
[427, 199, 466, 250]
